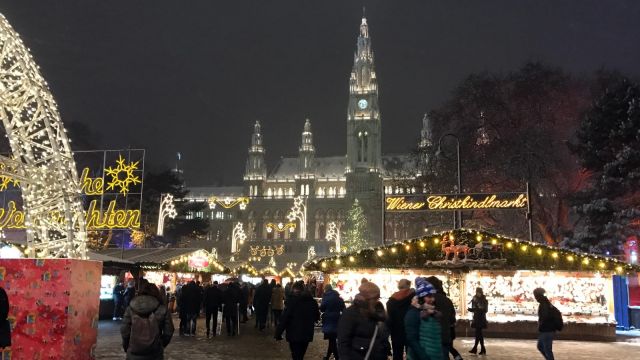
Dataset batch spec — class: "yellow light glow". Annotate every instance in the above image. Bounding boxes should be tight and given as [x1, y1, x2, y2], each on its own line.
[616, 266, 623, 272]
[377, 250, 384, 257]
[598, 262, 605, 269]
[551, 252, 558, 259]
[434, 238, 440, 244]
[582, 258, 589, 265]
[104, 155, 141, 195]
[349, 256, 355, 262]
[476, 235, 482, 242]
[391, 247, 397, 253]
[506, 242, 513, 249]
[404, 245, 410, 251]
[521, 245, 528, 252]
[567, 255, 574, 262]
[419, 242, 425, 248]
[491, 239, 498, 245]
[335, 259, 341, 265]
[536, 248, 543, 255]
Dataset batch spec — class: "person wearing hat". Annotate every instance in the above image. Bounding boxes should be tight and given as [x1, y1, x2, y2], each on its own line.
[404, 277, 443, 360]
[337, 281, 391, 360]
[425, 276, 463, 360]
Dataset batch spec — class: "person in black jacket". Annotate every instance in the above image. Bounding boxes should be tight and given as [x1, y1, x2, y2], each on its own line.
[181, 281, 202, 336]
[337, 281, 390, 360]
[113, 282, 125, 320]
[426, 276, 463, 360]
[534, 287, 556, 360]
[275, 281, 320, 360]
[386, 279, 414, 360]
[203, 281, 223, 338]
[468, 287, 488, 355]
[254, 279, 272, 331]
[0, 287, 10, 349]
[223, 281, 242, 336]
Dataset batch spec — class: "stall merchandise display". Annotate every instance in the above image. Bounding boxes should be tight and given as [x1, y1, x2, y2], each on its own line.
[100, 275, 117, 300]
[466, 270, 612, 324]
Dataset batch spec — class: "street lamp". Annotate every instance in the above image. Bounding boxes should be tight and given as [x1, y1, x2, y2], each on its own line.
[436, 133, 462, 229]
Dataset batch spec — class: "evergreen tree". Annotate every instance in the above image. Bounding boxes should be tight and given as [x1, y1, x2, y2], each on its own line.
[568, 76, 640, 253]
[342, 199, 370, 252]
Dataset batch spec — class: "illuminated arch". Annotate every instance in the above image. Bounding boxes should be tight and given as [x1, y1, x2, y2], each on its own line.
[0, 14, 86, 258]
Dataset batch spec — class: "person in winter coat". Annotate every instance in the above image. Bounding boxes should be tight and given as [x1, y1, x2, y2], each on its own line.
[425, 276, 463, 360]
[241, 282, 250, 322]
[271, 283, 285, 327]
[386, 279, 415, 360]
[275, 281, 320, 360]
[320, 284, 346, 360]
[254, 279, 272, 330]
[404, 278, 442, 360]
[204, 281, 223, 338]
[337, 281, 391, 360]
[468, 287, 488, 355]
[223, 281, 242, 336]
[121, 283, 174, 360]
[181, 281, 202, 336]
[123, 281, 136, 309]
[534, 287, 556, 360]
[0, 287, 10, 349]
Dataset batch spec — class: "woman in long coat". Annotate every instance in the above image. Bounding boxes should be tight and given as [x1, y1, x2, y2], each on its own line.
[468, 287, 488, 355]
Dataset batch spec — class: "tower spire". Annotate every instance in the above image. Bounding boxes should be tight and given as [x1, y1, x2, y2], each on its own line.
[244, 120, 266, 181]
[299, 118, 315, 175]
[420, 113, 433, 148]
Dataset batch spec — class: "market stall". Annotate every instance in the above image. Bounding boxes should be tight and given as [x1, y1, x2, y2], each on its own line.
[304, 229, 640, 341]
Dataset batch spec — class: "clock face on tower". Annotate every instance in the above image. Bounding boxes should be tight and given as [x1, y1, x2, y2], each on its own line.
[357, 99, 368, 110]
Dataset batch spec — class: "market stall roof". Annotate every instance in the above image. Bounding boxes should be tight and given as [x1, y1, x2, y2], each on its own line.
[303, 229, 640, 274]
[94, 248, 201, 264]
[86, 251, 135, 265]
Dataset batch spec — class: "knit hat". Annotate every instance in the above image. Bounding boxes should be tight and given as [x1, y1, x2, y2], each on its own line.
[415, 277, 436, 298]
[358, 281, 381, 300]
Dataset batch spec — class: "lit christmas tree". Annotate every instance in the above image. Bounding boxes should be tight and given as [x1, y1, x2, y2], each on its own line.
[342, 199, 370, 252]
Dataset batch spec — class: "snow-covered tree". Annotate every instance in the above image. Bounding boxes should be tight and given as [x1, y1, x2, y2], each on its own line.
[342, 199, 370, 252]
[568, 76, 640, 253]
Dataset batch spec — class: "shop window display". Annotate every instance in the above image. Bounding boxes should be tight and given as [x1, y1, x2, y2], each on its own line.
[466, 270, 612, 324]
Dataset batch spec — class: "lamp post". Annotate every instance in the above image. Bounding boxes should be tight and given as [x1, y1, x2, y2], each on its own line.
[437, 133, 462, 229]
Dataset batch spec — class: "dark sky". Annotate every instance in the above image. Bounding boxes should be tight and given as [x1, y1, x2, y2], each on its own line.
[1, 1, 640, 186]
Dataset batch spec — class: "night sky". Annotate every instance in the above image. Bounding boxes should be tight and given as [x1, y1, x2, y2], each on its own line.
[1, 1, 639, 186]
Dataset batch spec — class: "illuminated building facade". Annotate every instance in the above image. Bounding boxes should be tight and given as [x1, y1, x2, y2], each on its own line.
[186, 15, 431, 264]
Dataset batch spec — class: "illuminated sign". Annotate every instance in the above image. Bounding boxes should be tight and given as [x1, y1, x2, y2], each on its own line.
[0, 200, 140, 230]
[385, 193, 528, 212]
[266, 222, 296, 233]
[188, 255, 210, 269]
[0, 152, 144, 230]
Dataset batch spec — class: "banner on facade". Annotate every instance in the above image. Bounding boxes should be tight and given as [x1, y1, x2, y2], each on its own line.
[385, 192, 528, 212]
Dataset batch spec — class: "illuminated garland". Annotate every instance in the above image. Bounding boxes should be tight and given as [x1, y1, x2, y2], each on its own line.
[303, 229, 640, 275]
[208, 196, 249, 210]
[266, 222, 296, 233]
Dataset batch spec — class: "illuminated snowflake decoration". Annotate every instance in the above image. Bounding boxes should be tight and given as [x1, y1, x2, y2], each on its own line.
[0, 163, 20, 191]
[105, 155, 141, 194]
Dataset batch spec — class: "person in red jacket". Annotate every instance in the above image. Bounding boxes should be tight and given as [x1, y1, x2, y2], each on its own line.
[386, 279, 414, 360]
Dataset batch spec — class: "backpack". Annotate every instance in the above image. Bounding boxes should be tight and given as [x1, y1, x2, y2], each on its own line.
[129, 308, 160, 354]
[550, 305, 563, 331]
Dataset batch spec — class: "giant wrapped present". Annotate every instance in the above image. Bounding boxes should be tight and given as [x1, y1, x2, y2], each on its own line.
[0, 259, 102, 359]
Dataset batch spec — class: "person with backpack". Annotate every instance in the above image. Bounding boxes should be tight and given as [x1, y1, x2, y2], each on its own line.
[534, 288, 562, 360]
[468, 287, 488, 355]
[121, 282, 174, 360]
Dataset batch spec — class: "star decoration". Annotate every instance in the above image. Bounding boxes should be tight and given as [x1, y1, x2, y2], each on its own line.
[104, 155, 141, 194]
[0, 164, 20, 191]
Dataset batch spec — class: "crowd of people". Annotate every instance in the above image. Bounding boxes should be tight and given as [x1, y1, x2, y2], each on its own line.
[114, 276, 562, 360]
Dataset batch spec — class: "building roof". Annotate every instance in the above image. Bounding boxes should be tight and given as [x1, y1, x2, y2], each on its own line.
[186, 186, 244, 200]
[269, 156, 347, 181]
[381, 154, 416, 178]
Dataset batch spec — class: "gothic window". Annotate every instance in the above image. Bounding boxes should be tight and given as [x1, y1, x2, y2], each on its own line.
[318, 223, 326, 240]
[277, 188, 283, 198]
[363, 131, 368, 162]
[305, 184, 310, 196]
[267, 188, 273, 198]
[339, 187, 346, 197]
